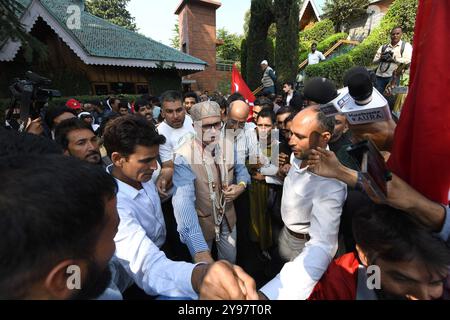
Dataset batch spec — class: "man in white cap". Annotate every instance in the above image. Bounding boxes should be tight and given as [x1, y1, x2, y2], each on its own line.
[172, 101, 250, 264]
[260, 60, 277, 95]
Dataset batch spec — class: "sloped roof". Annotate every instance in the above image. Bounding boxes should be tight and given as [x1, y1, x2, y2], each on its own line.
[299, 0, 325, 21]
[1, 0, 206, 71]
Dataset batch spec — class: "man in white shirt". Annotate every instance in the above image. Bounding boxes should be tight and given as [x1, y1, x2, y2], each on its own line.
[102, 114, 258, 299]
[259, 106, 347, 300]
[155, 90, 195, 198]
[307, 43, 326, 66]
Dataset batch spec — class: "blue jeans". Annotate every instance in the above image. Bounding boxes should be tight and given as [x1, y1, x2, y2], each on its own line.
[375, 76, 392, 94]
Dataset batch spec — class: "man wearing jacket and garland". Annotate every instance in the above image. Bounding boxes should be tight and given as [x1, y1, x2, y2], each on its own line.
[172, 101, 251, 264]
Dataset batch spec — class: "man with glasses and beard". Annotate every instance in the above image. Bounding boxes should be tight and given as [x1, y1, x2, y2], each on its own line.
[172, 101, 250, 264]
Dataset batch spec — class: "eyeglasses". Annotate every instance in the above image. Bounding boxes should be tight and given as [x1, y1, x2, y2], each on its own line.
[202, 121, 223, 131]
[227, 119, 246, 129]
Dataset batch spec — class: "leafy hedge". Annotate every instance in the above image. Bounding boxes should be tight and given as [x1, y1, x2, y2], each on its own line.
[298, 19, 335, 53]
[299, 32, 348, 63]
[304, 0, 418, 86]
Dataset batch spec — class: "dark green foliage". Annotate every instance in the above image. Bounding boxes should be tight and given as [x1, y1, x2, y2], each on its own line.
[240, 38, 248, 81]
[0, 0, 48, 63]
[299, 32, 348, 63]
[85, 0, 137, 31]
[217, 28, 243, 62]
[274, 0, 300, 86]
[170, 22, 180, 49]
[245, 0, 274, 90]
[305, 0, 418, 86]
[323, 0, 370, 32]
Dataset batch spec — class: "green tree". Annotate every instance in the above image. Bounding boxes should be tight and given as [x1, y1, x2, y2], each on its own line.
[240, 38, 248, 81]
[216, 28, 242, 62]
[0, 0, 47, 63]
[86, 0, 137, 31]
[274, 0, 300, 87]
[170, 22, 180, 49]
[246, 0, 275, 90]
[323, 0, 370, 32]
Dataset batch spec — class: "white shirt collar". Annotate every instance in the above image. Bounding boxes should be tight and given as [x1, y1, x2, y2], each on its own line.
[106, 165, 140, 199]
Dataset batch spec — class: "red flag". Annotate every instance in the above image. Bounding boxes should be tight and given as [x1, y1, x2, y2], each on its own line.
[231, 64, 256, 121]
[387, 0, 450, 204]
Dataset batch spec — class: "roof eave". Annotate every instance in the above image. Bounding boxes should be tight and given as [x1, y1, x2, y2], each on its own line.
[0, 0, 206, 70]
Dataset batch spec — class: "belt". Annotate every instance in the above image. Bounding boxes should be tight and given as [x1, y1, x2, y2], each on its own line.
[287, 228, 310, 241]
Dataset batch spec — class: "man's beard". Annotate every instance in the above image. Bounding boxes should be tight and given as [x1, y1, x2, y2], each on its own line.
[84, 151, 102, 165]
[375, 288, 408, 300]
[70, 260, 112, 300]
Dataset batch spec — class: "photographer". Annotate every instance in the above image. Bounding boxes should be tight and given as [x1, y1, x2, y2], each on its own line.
[373, 27, 412, 94]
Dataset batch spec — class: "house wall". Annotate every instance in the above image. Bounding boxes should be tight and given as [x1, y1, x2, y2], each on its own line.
[347, 0, 394, 41]
[178, 1, 220, 92]
[0, 18, 182, 98]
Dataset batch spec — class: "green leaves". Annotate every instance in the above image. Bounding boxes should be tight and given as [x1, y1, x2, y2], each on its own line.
[305, 0, 418, 86]
[216, 28, 243, 62]
[323, 0, 370, 32]
[85, 0, 137, 31]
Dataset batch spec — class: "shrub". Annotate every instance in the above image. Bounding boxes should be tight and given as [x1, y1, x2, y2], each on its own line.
[299, 32, 348, 63]
[304, 0, 418, 86]
[298, 19, 335, 53]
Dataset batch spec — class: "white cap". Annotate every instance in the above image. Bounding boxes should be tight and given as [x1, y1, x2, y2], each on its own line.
[260, 60, 268, 65]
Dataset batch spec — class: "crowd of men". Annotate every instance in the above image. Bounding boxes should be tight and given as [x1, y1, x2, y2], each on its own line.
[1, 26, 449, 300]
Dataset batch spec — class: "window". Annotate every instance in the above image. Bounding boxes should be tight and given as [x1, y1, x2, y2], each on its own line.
[93, 83, 110, 96]
[136, 83, 149, 94]
[110, 82, 135, 95]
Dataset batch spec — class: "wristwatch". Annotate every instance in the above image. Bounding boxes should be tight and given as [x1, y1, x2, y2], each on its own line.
[238, 181, 247, 189]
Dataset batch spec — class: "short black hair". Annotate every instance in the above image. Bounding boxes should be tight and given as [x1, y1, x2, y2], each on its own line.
[0, 129, 62, 157]
[284, 111, 299, 125]
[0, 154, 117, 299]
[54, 118, 94, 150]
[210, 94, 228, 111]
[84, 99, 101, 106]
[276, 106, 294, 117]
[316, 107, 335, 134]
[391, 26, 403, 33]
[103, 114, 166, 158]
[282, 81, 294, 88]
[353, 203, 450, 275]
[44, 105, 76, 130]
[254, 97, 273, 108]
[151, 96, 160, 105]
[135, 99, 150, 111]
[227, 92, 245, 106]
[257, 108, 276, 125]
[183, 92, 199, 103]
[160, 90, 182, 107]
[118, 101, 129, 110]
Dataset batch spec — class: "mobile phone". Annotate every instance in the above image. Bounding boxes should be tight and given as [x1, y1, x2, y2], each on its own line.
[346, 139, 389, 199]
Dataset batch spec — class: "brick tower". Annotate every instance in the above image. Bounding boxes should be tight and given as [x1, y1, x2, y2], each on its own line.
[175, 0, 221, 92]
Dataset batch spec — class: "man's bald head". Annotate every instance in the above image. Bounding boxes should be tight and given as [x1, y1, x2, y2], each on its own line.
[289, 107, 334, 160]
[229, 100, 249, 121]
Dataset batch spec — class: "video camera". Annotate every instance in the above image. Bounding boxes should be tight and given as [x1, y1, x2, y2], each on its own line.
[7, 71, 61, 131]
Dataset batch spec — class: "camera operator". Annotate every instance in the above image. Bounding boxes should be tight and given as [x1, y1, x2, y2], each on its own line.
[373, 27, 412, 95]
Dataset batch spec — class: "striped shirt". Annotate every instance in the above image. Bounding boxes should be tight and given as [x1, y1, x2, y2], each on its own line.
[172, 145, 251, 256]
